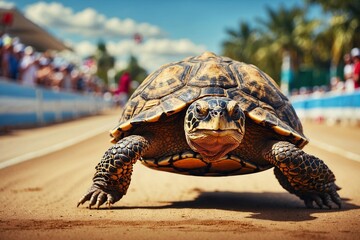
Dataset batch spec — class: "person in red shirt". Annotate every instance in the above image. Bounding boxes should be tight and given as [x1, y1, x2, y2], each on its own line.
[115, 72, 131, 107]
[351, 48, 360, 89]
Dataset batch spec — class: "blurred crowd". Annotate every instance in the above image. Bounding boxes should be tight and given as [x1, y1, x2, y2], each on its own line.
[320, 47, 360, 94]
[338, 47, 360, 92]
[2, 34, 359, 99]
[0, 35, 104, 95]
[291, 47, 360, 97]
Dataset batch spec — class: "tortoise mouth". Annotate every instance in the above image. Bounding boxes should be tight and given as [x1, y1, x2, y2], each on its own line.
[186, 130, 242, 162]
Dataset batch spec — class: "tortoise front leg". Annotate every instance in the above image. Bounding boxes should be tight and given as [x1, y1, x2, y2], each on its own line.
[77, 135, 150, 209]
[263, 141, 341, 209]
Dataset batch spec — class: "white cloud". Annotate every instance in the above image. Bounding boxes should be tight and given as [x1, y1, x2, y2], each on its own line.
[106, 38, 207, 58]
[70, 38, 207, 72]
[20, 1, 208, 73]
[0, 0, 15, 8]
[24, 2, 164, 38]
[141, 38, 207, 56]
[134, 38, 207, 70]
[73, 41, 97, 57]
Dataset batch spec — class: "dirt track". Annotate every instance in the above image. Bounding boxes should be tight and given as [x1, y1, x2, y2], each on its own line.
[0, 110, 359, 239]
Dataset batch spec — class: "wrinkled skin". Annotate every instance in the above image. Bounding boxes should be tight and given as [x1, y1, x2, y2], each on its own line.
[78, 97, 341, 209]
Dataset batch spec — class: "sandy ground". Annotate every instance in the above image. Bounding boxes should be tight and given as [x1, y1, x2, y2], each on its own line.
[0, 110, 359, 240]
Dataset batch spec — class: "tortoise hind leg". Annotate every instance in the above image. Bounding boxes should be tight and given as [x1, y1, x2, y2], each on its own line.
[264, 141, 341, 209]
[77, 135, 150, 209]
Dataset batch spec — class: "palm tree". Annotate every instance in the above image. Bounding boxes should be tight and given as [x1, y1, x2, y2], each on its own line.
[222, 21, 283, 84]
[306, 0, 360, 23]
[308, 0, 360, 76]
[95, 41, 115, 87]
[222, 22, 258, 64]
[257, 5, 320, 70]
[328, 15, 359, 78]
[255, 5, 319, 93]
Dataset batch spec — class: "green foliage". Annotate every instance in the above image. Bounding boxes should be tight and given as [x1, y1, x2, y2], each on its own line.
[222, 1, 360, 90]
[223, 22, 259, 64]
[223, 5, 318, 85]
[307, 0, 360, 21]
[95, 41, 115, 87]
[308, 0, 360, 66]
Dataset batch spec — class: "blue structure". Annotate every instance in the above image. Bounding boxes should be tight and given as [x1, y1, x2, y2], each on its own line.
[291, 90, 360, 124]
[280, 52, 294, 96]
[0, 79, 110, 128]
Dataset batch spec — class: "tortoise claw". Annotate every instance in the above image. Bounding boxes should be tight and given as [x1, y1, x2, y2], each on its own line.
[77, 188, 96, 207]
[301, 183, 341, 209]
[322, 194, 333, 209]
[313, 195, 324, 209]
[330, 187, 342, 209]
[77, 184, 123, 209]
[95, 192, 107, 209]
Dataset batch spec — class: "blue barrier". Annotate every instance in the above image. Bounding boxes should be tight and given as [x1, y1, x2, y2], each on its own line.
[2, 77, 358, 128]
[291, 90, 360, 124]
[0, 79, 111, 128]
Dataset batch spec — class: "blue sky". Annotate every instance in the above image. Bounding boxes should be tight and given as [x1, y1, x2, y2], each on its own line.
[4, 0, 322, 71]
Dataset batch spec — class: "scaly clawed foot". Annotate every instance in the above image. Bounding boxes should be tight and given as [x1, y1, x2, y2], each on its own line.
[77, 184, 123, 209]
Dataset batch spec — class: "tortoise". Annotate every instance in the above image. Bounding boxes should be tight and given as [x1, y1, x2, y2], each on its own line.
[78, 52, 341, 209]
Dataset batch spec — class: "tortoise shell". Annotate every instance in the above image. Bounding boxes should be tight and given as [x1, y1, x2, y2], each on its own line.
[110, 52, 308, 148]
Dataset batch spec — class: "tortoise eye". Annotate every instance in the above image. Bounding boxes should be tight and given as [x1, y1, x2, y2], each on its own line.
[194, 103, 209, 119]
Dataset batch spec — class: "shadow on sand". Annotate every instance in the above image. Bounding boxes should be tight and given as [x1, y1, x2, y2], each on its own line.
[109, 190, 359, 222]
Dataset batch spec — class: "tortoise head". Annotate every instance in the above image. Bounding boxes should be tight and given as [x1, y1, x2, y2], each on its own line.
[184, 97, 245, 162]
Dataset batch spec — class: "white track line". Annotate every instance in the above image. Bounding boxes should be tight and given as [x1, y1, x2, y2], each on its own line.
[0, 124, 113, 170]
[309, 139, 360, 163]
[1, 126, 359, 170]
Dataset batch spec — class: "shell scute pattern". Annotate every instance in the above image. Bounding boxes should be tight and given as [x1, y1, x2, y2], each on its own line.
[120, 97, 139, 122]
[160, 98, 187, 115]
[237, 64, 285, 108]
[116, 63, 188, 127]
[228, 62, 245, 85]
[174, 86, 201, 103]
[187, 61, 238, 88]
[111, 52, 307, 148]
[226, 89, 258, 112]
[276, 103, 305, 136]
[130, 67, 162, 99]
[131, 96, 145, 117]
[140, 63, 187, 100]
[200, 87, 226, 97]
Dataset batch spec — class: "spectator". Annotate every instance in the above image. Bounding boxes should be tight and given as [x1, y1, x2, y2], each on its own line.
[19, 46, 38, 87]
[343, 53, 354, 92]
[36, 57, 52, 87]
[72, 70, 86, 92]
[1, 43, 11, 78]
[0, 39, 3, 76]
[50, 66, 64, 91]
[351, 48, 360, 89]
[115, 72, 131, 106]
[330, 76, 344, 92]
[60, 65, 73, 91]
[12, 44, 24, 80]
[0, 36, 107, 96]
[6, 45, 19, 80]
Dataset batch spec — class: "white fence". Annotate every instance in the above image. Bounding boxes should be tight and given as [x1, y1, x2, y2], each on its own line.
[0, 79, 111, 128]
